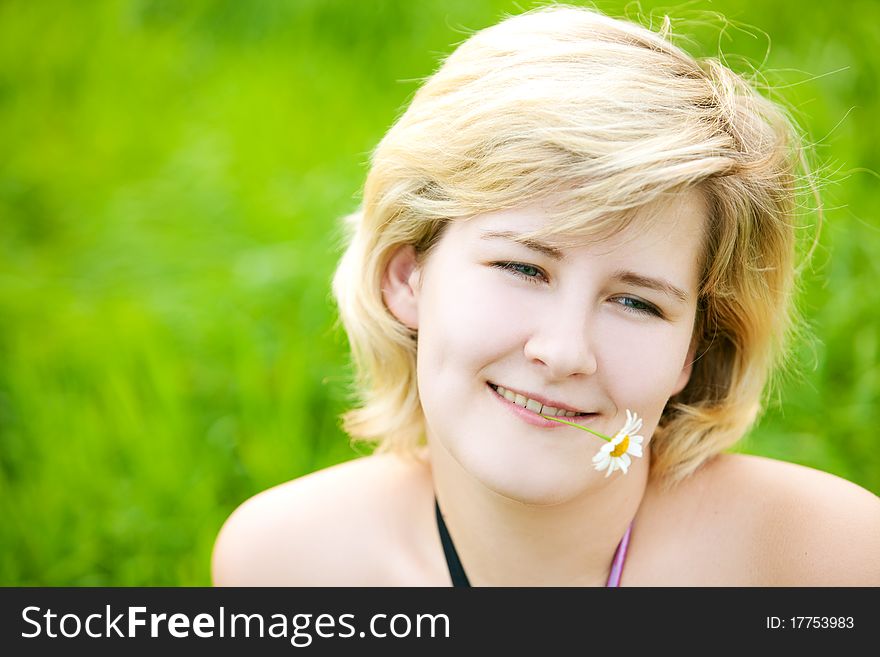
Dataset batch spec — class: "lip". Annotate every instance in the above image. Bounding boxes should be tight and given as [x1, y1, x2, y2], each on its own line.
[487, 382, 599, 429]
[488, 381, 589, 414]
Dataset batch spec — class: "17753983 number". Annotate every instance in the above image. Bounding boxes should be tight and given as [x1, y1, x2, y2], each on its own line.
[766, 617, 854, 629]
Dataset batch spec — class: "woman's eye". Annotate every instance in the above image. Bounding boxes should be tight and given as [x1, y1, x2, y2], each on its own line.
[614, 296, 661, 317]
[491, 261, 546, 285]
[491, 262, 662, 317]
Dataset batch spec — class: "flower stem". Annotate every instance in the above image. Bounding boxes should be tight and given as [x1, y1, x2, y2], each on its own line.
[539, 414, 613, 441]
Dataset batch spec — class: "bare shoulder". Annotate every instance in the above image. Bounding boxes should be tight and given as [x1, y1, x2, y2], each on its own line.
[633, 452, 880, 586]
[712, 453, 880, 586]
[212, 452, 432, 586]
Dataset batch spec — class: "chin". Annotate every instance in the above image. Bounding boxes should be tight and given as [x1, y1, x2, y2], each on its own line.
[492, 482, 583, 507]
[457, 447, 593, 507]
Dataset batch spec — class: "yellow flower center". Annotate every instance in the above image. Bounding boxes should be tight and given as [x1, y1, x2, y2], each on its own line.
[611, 435, 629, 458]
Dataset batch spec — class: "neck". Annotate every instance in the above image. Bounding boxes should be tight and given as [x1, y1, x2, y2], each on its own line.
[427, 437, 649, 587]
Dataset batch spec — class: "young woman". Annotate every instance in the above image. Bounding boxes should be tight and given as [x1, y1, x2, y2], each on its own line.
[212, 5, 880, 586]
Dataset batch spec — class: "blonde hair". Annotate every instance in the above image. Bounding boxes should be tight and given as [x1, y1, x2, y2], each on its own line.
[330, 4, 818, 490]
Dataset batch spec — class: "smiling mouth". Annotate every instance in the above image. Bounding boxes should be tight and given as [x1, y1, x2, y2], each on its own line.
[487, 382, 593, 417]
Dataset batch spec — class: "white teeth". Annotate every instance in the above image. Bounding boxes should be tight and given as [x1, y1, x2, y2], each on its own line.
[492, 384, 584, 417]
[525, 398, 543, 413]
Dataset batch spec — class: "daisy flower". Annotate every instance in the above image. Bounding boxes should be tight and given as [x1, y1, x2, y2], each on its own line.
[591, 409, 644, 477]
[539, 409, 644, 477]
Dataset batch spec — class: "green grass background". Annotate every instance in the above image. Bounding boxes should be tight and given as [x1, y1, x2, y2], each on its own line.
[1, 0, 877, 585]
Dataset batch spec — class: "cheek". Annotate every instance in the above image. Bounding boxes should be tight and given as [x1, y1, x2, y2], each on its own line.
[419, 271, 527, 364]
[598, 323, 691, 402]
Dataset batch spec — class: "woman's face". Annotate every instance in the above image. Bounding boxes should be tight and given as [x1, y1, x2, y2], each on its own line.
[393, 190, 705, 504]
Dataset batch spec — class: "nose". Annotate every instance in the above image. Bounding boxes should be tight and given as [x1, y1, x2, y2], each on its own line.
[522, 303, 599, 378]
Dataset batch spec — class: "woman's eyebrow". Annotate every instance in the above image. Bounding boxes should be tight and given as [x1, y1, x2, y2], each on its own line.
[479, 231, 690, 303]
[613, 270, 690, 303]
[479, 230, 565, 260]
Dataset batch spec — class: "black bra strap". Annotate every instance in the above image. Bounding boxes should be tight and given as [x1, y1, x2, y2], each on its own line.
[435, 497, 471, 587]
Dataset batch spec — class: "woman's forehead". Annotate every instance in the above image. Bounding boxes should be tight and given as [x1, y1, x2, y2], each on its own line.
[452, 188, 707, 250]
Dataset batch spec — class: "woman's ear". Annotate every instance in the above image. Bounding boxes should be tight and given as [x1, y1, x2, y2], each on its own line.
[381, 244, 422, 331]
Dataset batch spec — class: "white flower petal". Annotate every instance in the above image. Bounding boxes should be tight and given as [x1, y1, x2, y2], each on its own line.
[587, 410, 648, 477]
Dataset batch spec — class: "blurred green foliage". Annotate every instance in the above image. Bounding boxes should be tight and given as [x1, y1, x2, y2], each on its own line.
[1, 0, 877, 585]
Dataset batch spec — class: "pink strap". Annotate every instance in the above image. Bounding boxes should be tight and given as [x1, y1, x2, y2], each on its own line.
[605, 520, 633, 587]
